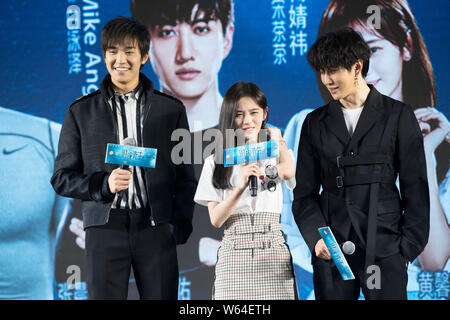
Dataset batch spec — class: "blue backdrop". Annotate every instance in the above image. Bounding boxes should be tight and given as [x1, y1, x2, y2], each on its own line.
[0, 0, 448, 300]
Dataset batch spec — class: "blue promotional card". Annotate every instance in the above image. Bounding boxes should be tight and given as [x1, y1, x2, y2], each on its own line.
[223, 140, 279, 167]
[318, 227, 355, 281]
[105, 143, 157, 168]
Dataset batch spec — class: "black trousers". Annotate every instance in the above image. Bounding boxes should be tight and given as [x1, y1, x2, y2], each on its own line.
[312, 230, 408, 300]
[85, 209, 178, 300]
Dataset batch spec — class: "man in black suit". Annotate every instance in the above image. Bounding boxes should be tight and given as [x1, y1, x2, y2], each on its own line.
[51, 17, 197, 299]
[292, 28, 429, 300]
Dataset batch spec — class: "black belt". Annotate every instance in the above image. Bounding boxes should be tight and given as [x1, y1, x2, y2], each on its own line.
[322, 156, 396, 273]
[324, 116, 396, 274]
[323, 173, 396, 190]
[110, 208, 149, 215]
[334, 154, 392, 168]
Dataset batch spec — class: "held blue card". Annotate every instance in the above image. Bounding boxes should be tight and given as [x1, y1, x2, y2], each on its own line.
[223, 140, 279, 167]
[318, 227, 355, 281]
[105, 143, 157, 168]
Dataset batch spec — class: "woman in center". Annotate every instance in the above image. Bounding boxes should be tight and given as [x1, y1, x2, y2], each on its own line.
[194, 81, 297, 299]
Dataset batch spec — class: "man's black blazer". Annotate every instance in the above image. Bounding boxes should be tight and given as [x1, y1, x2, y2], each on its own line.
[292, 86, 429, 264]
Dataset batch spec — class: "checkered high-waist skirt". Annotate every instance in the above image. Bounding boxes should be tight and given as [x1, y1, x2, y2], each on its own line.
[213, 212, 297, 300]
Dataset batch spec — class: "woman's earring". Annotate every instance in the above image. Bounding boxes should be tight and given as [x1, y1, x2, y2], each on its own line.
[404, 51, 411, 62]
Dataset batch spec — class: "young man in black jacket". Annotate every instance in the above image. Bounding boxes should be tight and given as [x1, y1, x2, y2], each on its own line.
[293, 28, 429, 299]
[51, 17, 197, 300]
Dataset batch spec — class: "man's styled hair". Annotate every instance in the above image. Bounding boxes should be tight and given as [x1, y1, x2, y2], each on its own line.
[307, 27, 370, 77]
[130, 0, 234, 35]
[101, 16, 150, 58]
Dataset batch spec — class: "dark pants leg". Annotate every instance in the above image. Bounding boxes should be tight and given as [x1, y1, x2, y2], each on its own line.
[360, 253, 408, 300]
[85, 211, 178, 300]
[85, 213, 132, 300]
[312, 256, 360, 300]
[129, 214, 178, 299]
[313, 250, 407, 300]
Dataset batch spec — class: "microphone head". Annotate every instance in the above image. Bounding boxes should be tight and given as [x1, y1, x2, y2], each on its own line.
[122, 137, 136, 146]
[342, 241, 355, 255]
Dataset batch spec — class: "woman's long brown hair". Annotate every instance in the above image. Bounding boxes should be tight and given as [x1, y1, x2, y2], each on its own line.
[316, 0, 436, 109]
[212, 82, 268, 190]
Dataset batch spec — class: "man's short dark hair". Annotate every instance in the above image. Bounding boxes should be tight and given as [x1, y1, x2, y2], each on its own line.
[307, 27, 370, 77]
[101, 16, 150, 58]
[130, 0, 234, 36]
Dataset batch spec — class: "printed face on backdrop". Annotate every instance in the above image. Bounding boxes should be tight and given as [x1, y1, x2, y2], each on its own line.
[234, 96, 267, 142]
[104, 38, 149, 92]
[148, 9, 233, 100]
[352, 23, 411, 102]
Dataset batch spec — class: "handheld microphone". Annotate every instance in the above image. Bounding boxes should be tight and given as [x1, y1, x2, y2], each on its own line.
[249, 174, 258, 197]
[341, 241, 355, 255]
[120, 137, 136, 170]
[247, 140, 258, 197]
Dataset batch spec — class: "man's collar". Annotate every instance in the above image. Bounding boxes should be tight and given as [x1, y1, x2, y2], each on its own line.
[113, 82, 143, 100]
[101, 73, 153, 101]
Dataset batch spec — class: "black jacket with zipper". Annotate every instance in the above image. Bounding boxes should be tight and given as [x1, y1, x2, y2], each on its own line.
[51, 73, 197, 244]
